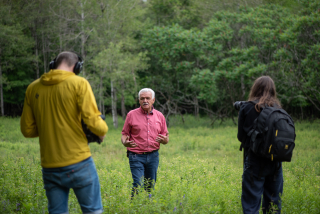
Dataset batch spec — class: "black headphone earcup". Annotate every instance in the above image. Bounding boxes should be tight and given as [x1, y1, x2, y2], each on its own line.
[74, 63, 80, 75]
[49, 60, 56, 70]
[73, 61, 83, 75]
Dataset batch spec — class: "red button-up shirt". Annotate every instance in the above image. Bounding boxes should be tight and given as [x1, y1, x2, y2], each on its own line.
[121, 107, 168, 154]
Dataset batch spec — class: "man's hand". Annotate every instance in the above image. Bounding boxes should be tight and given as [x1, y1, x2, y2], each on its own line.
[99, 135, 106, 142]
[155, 134, 169, 145]
[122, 135, 137, 148]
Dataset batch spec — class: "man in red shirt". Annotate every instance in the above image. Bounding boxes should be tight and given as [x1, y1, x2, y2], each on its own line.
[121, 88, 169, 195]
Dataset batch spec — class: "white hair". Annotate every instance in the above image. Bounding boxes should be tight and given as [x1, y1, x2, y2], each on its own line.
[138, 88, 155, 99]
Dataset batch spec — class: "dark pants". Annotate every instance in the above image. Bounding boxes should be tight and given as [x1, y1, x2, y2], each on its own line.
[242, 152, 283, 214]
[128, 150, 159, 195]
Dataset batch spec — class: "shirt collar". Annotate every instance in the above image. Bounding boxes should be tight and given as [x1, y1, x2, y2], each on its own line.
[140, 106, 154, 114]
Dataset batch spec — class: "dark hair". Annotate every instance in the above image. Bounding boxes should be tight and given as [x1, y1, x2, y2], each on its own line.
[248, 76, 281, 112]
[55, 51, 79, 68]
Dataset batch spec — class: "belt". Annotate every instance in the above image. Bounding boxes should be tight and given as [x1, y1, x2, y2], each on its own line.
[129, 150, 158, 155]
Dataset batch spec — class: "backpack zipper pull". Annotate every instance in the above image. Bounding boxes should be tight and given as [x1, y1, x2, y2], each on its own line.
[269, 144, 272, 153]
[275, 130, 278, 136]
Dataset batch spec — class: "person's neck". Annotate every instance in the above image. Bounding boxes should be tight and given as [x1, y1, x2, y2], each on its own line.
[56, 65, 73, 72]
[145, 109, 152, 113]
[141, 106, 153, 113]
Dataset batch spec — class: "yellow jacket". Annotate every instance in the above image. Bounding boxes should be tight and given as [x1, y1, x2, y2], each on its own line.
[20, 70, 108, 168]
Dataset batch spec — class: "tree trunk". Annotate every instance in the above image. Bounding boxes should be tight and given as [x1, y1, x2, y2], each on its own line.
[132, 69, 138, 103]
[35, 44, 39, 78]
[121, 91, 126, 121]
[194, 95, 199, 119]
[34, 26, 40, 78]
[99, 75, 103, 111]
[42, 30, 47, 73]
[111, 80, 118, 128]
[59, 0, 62, 52]
[80, 1, 86, 77]
[241, 74, 246, 99]
[0, 49, 4, 116]
[102, 100, 105, 116]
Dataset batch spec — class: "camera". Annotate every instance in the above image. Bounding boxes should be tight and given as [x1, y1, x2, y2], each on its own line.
[81, 115, 106, 144]
[233, 101, 247, 111]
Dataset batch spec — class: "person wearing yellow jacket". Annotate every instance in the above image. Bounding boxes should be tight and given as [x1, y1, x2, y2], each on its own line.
[20, 51, 108, 214]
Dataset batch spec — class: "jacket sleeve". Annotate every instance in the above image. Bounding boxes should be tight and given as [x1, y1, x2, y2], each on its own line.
[237, 102, 260, 144]
[20, 90, 39, 138]
[78, 80, 108, 136]
[237, 104, 246, 143]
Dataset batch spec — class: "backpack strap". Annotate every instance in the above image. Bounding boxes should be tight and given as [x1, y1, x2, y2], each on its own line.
[247, 117, 259, 147]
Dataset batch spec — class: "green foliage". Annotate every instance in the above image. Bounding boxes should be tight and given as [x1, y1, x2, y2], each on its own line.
[92, 41, 148, 114]
[0, 2, 35, 106]
[0, 117, 320, 213]
[146, 0, 201, 29]
[140, 2, 320, 120]
[264, 0, 302, 12]
[190, 69, 218, 104]
[0, 0, 320, 120]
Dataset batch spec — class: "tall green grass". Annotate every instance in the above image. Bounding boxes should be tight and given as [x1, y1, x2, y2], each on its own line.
[0, 116, 319, 213]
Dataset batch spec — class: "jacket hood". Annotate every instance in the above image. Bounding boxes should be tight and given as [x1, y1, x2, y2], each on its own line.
[40, 69, 75, 85]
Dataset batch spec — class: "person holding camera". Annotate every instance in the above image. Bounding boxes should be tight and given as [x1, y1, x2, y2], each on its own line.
[237, 76, 284, 214]
[121, 88, 169, 196]
[21, 51, 108, 214]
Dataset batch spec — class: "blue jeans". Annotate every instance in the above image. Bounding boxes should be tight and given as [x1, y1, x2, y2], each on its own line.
[242, 152, 283, 214]
[42, 157, 103, 214]
[128, 150, 159, 194]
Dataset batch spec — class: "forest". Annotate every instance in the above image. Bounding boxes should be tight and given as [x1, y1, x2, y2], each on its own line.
[0, 0, 320, 127]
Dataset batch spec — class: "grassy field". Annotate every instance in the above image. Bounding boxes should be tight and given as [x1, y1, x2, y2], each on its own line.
[0, 115, 319, 213]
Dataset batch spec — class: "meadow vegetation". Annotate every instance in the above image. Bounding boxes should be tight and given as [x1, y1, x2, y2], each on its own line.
[0, 116, 319, 213]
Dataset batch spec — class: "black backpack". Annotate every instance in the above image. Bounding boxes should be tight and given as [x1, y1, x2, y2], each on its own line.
[247, 103, 296, 162]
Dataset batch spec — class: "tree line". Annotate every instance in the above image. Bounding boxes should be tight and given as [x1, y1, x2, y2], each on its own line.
[0, 0, 319, 127]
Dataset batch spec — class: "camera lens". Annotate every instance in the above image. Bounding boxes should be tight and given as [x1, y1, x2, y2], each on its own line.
[234, 101, 242, 111]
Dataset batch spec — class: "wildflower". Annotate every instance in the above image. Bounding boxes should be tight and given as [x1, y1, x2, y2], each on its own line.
[183, 194, 185, 198]
[180, 202, 182, 206]
[149, 194, 152, 199]
[174, 207, 176, 211]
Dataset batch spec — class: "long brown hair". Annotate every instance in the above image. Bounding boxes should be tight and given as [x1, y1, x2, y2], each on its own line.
[248, 76, 281, 112]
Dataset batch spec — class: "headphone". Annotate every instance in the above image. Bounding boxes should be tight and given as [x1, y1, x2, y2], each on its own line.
[49, 54, 83, 75]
